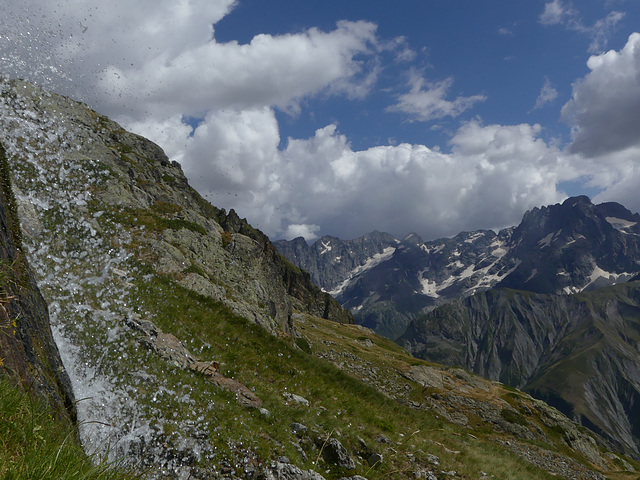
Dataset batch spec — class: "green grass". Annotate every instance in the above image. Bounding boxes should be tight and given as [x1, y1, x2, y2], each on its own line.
[101, 205, 206, 236]
[0, 377, 137, 480]
[120, 271, 574, 479]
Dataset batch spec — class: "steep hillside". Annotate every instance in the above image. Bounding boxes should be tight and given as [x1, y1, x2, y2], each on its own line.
[399, 281, 640, 458]
[2, 77, 637, 479]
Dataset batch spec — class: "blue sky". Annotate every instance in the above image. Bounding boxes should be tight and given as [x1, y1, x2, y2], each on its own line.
[212, 0, 637, 151]
[3, 0, 640, 241]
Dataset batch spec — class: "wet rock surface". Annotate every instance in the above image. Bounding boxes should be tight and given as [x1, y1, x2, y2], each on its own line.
[0, 143, 75, 424]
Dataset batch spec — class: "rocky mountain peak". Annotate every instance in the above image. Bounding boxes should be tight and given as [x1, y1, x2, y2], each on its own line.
[399, 232, 424, 247]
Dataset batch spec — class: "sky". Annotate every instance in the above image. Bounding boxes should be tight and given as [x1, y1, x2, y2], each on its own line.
[2, 1, 640, 243]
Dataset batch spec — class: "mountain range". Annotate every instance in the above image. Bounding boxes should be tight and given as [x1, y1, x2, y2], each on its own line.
[276, 195, 640, 339]
[276, 195, 640, 458]
[2, 77, 640, 479]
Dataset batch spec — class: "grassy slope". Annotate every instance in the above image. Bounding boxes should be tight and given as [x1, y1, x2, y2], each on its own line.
[0, 377, 138, 480]
[123, 265, 640, 479]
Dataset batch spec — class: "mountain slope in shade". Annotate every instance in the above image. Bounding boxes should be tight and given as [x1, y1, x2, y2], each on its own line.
[398, 281, 640, 457]
[496, 195, 640, 294]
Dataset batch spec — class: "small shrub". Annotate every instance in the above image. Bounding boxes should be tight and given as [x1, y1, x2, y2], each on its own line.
[500, 408, 529, 426]
[295, 337, 312, 354]
[221, 231, 233, 248]
[152, 200, 182, 216]
[162, 218, 206, 235]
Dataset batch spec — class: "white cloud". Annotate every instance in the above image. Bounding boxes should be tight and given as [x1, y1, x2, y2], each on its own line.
[557, 32, 640, 216]
[588, 11, 626, 54]
[283, 224, 321, 242]
[592, 151, 640, 213]
[539, 1, 625, 53]
[539, 0, 574, 26]
[4, 0, 636, 243]
[387, 71, 486, 122]
[533, 77, 558, 110]
[563, 33, 640, 156]
[194, 120, 566, 241]
[0, 0, 380, 122]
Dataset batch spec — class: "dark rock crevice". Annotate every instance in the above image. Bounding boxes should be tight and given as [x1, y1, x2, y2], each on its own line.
[0, 141, 76, 425]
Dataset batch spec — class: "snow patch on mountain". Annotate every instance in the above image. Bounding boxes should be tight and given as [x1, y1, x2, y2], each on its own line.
[581, 265, 636, 291]
[320, 240, 333, 254]
[419, 272, 439, 298]
[490, 238, 508, 257]
[423, 243, 444, 254]
[329, 246, 396, 296]
[525, 269, 538, 283]
[538, 230, 562, 248]
[606, 217, 637, 233]
[468, 259, 522, 293]
[464, 232, 485, 243]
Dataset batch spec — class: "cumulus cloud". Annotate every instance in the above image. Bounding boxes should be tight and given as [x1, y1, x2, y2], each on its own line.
[387, 71, 487, 122]
[557, 32, 640, 216]
[283, 224, 321, 242]
[592, 152, 640, 213]
[0, 0, 380, 121]
[532, 77, 558, 110]
[539, 0, 625, 53]
[2, 0, 622, 242]
[563, 33, 640, 156]
[187, 120, 565, 241]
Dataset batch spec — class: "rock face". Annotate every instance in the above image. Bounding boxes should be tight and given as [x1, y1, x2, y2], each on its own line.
[0, 142, 75, 423]
[496, 195, 640, 294]
[399, 281, 640, 457]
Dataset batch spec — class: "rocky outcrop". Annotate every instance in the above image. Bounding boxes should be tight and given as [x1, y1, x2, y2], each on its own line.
[399, 281, 640, 456]
[261, 461, 327, 480]
[126, 315, 262, 408]
[321, 438, 356, 470]
[223, 209, 353, 325]
[0, 142, 75, 423]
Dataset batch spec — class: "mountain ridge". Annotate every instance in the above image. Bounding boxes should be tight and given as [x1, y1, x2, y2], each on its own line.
[276, 195, 640, 339]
